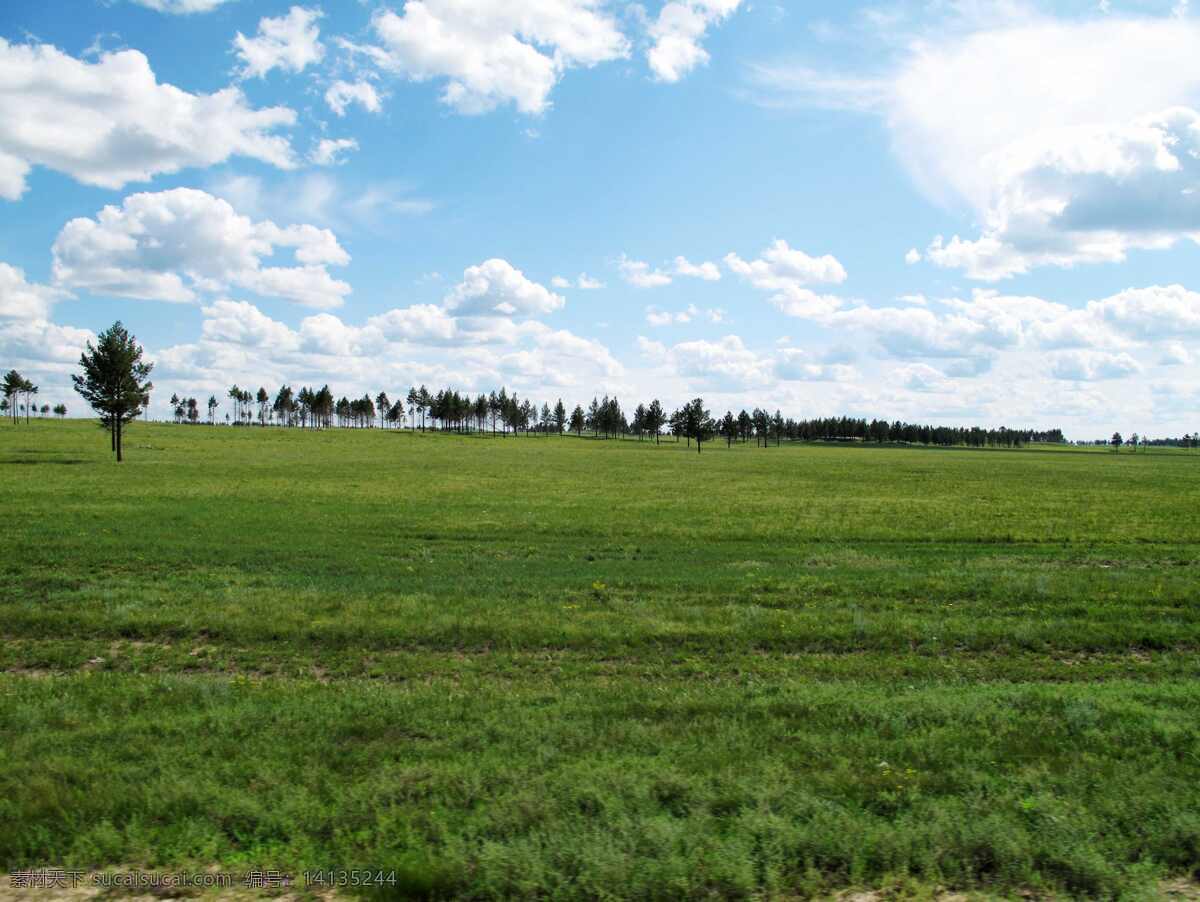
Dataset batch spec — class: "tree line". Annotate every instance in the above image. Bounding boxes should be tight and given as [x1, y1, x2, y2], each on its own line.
[23, 319, 1190, 463]
[1098, 432, 1200, 452]
[161, 378, 1069, 455]
[1, 370, 56, 424]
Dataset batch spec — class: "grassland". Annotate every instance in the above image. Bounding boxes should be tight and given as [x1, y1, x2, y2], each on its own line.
[2, 420, 1199, 899]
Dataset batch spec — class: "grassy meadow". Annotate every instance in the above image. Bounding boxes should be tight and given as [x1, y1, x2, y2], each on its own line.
[2, 419, 1199, 899]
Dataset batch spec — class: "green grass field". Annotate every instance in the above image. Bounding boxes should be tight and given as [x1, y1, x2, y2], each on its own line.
[3, 420, 1199, 899]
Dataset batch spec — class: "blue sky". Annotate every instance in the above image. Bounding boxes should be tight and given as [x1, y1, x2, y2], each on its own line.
[2, 0, 1199, 437]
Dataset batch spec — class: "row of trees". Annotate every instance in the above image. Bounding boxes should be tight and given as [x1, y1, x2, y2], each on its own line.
[1101, 433, 1200, 451]
[161, 378, 1072, 456]
[19, 319, 1192, 464]
[0, 397, 66, 419]
[2, 370, 42, 424]
[1106, 432, 1200, 452]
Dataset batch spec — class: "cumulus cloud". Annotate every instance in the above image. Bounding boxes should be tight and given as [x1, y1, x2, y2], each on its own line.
[619, 255, 673, 288]
[0, 264, 66, 321]
[200, 299, 301, 351]
[1161, 342, 1193, 366]
[325, 80, 382, 116]
[775, 348, 857, 382]
[756, 14, 1200, 278]
[552, 273, 604, 290]
[51, 188, 351, 308]
[645, 304, 723, 326]
[443, 259, 565, 317]
[619, 254, 722, 287]
[349, 1, 629, 115]
[673, 256, 721, 280]
[234, 6, 325, 80]
[638, 332, 859, 393]
[666, 334, 772, 388]
[923, 107, 1200, 279]
[808, 284, 1200, 380]
[0, 39, 296, 200]
[1049, 350, 1142, 381]
[129, 0, 233, 11]
[153, 289, 623, 411]
[1086, 284, 1200, 340]
[0, 318, 94, 372]
[647, 0, 744, 83]
[894, 362, 954, 393]
[309, 138, 359, 166]
[725, 239, 847, 317]
[367, 304, 458, 344]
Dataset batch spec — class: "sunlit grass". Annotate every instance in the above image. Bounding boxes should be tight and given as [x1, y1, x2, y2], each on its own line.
[2, 420, 1199, 898]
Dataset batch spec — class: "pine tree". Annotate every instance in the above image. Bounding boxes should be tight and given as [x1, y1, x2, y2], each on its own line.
[2, 370, 25, 424]
[71, 321, 154, 462]
[376, 392, 390, 429]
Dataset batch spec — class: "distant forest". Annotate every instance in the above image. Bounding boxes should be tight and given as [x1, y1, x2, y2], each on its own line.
[10, 366, 1200, 451]
[159, 382, 1076, 451]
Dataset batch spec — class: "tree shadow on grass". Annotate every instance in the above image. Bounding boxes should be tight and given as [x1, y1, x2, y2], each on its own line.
[1, 458, 91, 465]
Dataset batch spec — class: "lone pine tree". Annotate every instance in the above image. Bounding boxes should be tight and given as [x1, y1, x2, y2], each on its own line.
[72, 321, 154, 462]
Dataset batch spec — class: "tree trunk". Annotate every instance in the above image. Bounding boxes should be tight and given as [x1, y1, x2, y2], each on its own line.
[116, 417, 123, 462]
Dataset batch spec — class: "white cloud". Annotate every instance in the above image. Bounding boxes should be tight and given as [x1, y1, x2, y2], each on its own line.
[620, 254, 721, 287]
[128, 0, 233, 12]
[904, 247, 921, 265]
[820, 281, 1200, 374]
[310, 138, 359, 166]
[923, 107, 1200, 279]
[1087, 284, 1200, 340]
[0, 318, 94, 372]
[0, 264, 66, 321]
[51, 188, 351, 308]
[619, 255, 673, 288]
[0, 39, 296, 200]
[552, 273, 605, 290]
[443, 259, 565, 317]
[725, 239, 846, 288]
[368, 304, 459, 344]
[152, 290, 624, 412]
[673, 256, 721, 280]
[894, 362, 954, 393]
[667, 334, 772, 388]
[325, 80, 382, 116]
[356, 1, 629, 115]
[638, 332, 860, 394]
[1049, 350, 1142, 381]
[201, 299, 301, 351]
[207, 171, 433, 233]
[647, 0, 744, 83]
[1161, 341, 1193, 365]
[758, 15, 1200, 278]
[234, 6, 325, 80]
[775, 348, 857, 382]
[725, 239, 847, 317]
[645, 303, 723, 326]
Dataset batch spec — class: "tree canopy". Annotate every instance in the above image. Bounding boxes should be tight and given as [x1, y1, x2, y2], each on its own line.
[71, 321, 154, 462]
